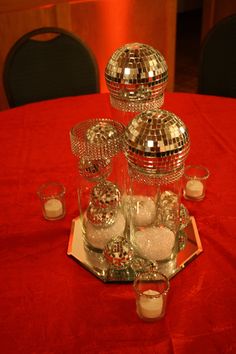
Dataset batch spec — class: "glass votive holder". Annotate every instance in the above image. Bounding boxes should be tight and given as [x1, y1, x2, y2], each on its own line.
[133, 270, 170, 322]
[183, 165, 210, 201]
[37, 181, 66, 220]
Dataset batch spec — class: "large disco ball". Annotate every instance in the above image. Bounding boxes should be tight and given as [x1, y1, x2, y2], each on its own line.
[105, 43, 168, 112]
[124, 109, 190, 182]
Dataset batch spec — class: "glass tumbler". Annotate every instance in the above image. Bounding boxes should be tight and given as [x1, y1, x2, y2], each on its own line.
[37, 181, 66, 220]
[183, 165, 210, 201]
[133, 270, 170, 321]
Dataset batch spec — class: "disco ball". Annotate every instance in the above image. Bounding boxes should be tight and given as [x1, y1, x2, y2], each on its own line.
[90, 180, 121, 209]
[105, 42, 168, 112]
[103, 236, 134, 269]
[124, 109, 190, 181]
[70, 118, 125, 160]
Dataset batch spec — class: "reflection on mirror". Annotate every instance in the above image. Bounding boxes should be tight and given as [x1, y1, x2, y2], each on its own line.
[67, 216, 202, 282]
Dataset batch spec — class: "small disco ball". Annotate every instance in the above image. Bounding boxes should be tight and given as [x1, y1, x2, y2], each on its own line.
[70, 118, 125, 160]
[86, 122, 118, 143]
[90, 180, 121, 209]
[87, 203, 117, 227]
[124, 109, 190, 179]
[105, 42, 168, 112]
[78, 158, 112, 181]
[103, 236, 134, 269]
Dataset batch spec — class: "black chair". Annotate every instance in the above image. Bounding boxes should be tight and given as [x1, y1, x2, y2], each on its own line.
[198, 14, 236, 98]
[3, 27, 99, 107]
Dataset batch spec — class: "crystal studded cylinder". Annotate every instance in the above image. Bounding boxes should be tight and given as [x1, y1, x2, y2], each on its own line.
[105, 42, 168, 124]
[70, 118, 127, 253]
[124, 109, 190, 266]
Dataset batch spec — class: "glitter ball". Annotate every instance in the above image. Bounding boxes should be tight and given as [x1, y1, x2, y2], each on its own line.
[91, 180, 121, 208]
[103, 236, 133, 269]
[105, 42, 168, 112]
[157, 191, 179, 231]
[86, 122, 118, 143]
[78, 158, 112, 181]
[159, 191, 178, 207]
[86, 203, 117, 227]
[70, 118, 125, 160]
[134, 226, 175, 261]
[124, 109, 190, 180]
[85, 210, 126, 250]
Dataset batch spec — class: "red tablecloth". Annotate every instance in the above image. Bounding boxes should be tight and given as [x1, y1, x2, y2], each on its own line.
[0, 92, 235, 354]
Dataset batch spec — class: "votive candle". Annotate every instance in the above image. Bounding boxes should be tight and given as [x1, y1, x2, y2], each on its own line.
[44, 198, 63, 219]
[185, 179, 204, 198]
[138, 289, 163, 319]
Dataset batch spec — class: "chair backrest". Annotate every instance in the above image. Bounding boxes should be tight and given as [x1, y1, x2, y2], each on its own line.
[3, 27, 99, 107]
[198, 14, 236, 98]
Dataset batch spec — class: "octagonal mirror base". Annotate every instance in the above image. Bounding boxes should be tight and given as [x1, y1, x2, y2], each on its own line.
[67, 216, 202, 282]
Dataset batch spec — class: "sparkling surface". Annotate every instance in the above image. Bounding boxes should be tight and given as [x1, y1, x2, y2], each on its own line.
[179, 204, 190, 230]
[70, 118, 125, 160]
[158, 257, 177, 278]
[78, 158, 112, 181]
[134, 226, 175, 261]
[103, 236, 133, 269]
[157, 191, 179, 232]
[91, 180, 121, 208]
[124, 109, 190, 181]
[105, 42, 168, 112]
[86, 122, 118, 143]
[87, 203, 117, 227]
[132, 195, 156, 227]
[85, 210, 126, 250]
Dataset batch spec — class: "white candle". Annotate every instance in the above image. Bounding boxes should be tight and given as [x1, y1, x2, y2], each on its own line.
[44, 198, 63, 218]
[138, 289, 163, 319]
[185, 179, 204, 198]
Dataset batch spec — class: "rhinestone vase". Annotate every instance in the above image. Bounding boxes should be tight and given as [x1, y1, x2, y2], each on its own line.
[70, 118, 127, 253]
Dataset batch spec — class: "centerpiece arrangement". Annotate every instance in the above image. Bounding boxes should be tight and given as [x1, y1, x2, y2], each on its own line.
[67, 43, 202, 282]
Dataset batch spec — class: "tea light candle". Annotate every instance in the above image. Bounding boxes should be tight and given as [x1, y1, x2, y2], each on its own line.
[185, 179, 204, 198]
[138, 289, 163, 318]
[44, 198, 63, 218]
